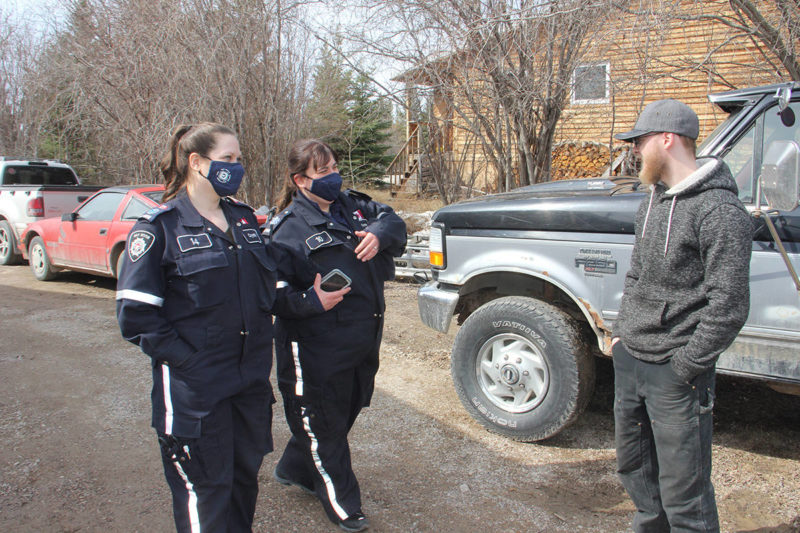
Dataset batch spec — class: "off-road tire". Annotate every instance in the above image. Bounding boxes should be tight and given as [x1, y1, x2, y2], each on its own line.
[450, 296, 595, 441]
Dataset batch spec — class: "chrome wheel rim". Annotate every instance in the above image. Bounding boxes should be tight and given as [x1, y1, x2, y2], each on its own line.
[0, 227, 9, 258]
[476, 333, 549, 413]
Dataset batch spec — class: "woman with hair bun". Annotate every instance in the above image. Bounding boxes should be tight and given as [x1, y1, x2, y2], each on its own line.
[116, 124, 347, 532]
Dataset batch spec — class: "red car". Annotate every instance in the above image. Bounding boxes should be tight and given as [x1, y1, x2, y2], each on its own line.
[20, 185, 165, 281]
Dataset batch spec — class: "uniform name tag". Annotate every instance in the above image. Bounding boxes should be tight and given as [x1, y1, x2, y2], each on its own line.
[177, 233, 213, 252]
[306, 231, 333, 250]
[242, 228, 261, 244]
[129, 230, 155, 262]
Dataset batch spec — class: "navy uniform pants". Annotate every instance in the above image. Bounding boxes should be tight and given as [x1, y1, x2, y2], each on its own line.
[613, 342, 719, 533]
[276, 365, 364, 523]
[158, 381, 272, 533]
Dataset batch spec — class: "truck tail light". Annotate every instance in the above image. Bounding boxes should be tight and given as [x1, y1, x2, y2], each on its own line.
[429, 225, 445, 269]
[27, 197, 44, 217]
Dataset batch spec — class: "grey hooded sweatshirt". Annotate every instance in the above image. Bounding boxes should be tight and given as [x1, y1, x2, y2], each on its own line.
[615, 157, 753, 382]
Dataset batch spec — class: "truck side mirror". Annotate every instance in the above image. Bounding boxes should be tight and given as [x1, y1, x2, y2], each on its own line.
[776, 85, 792, 111]
[760, 140, 799, 212]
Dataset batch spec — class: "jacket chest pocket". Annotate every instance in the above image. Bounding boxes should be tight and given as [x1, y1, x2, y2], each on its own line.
[176, 251, 230, 309]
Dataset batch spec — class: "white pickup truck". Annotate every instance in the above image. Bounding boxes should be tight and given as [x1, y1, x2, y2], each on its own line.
[0, 158, 102, 265]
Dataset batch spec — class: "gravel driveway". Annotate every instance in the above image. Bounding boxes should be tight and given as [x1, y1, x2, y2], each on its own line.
[1, 265, 798, 532]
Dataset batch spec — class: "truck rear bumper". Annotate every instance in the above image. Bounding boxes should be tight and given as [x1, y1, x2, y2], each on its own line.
[418, 281, 460, 333]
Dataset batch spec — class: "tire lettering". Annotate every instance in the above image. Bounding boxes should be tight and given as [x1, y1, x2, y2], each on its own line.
[471, 396, 517, 428]
[491, 320, 547, 349]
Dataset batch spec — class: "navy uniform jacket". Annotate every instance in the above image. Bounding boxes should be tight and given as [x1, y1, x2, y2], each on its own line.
[116, 193, 320, 438]
[269, 190, 407, 407]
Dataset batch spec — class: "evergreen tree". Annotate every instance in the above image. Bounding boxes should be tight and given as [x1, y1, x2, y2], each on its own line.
[305, 48, 393, 187]
[338, 73, 393, 186]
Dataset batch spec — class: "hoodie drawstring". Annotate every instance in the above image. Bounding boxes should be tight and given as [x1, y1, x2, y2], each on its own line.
[641, 187, 656, 239]
[664, 196, 677, 257]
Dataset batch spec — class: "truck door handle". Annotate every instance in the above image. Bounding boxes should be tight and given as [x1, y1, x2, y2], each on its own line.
[99, 228, 107, 235]
[78, 196, 89, 202]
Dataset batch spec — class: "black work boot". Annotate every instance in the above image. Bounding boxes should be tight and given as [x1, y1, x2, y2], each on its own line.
[273, 466, 315, 495]
[338, 511, 369, 532]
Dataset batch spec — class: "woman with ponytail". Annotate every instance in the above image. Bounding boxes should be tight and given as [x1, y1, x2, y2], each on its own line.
[269, 139, 407, 532]
[116, 124, 348, 532]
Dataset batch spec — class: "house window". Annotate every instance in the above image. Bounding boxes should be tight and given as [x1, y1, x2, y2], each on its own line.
[572, 63, 609, 104]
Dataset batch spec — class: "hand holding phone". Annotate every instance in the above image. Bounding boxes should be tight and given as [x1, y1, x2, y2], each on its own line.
[320, 269, 352, 291]
[313, 271, 351, 311]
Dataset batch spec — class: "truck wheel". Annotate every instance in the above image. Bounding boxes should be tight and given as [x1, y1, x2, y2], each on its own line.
[0, 220, 21, 265]
[450, 296, 595, 441]
[28, 236, 58, 281]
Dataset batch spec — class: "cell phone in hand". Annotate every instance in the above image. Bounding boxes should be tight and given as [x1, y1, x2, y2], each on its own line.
[320, 269, 351, 291]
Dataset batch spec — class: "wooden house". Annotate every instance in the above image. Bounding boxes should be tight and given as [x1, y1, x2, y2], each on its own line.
[389, 0, 793, 194]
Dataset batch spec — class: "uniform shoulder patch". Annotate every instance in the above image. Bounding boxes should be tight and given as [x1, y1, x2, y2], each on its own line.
[345, 189, 372, 202]
[223, 197, 255, 211]
[140, 204, 173, 222]
[268, 207, 292, 234]
[128, 230, 156, 262]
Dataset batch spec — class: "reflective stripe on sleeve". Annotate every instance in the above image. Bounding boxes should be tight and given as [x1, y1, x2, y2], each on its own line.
[116, 289, 165, 307]
[276, 280, 289, 289]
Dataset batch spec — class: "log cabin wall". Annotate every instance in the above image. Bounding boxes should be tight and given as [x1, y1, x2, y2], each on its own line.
[410, 0, 790, 192]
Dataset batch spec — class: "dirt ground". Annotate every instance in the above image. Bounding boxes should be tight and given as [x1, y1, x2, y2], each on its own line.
[1, 264, 799, 533]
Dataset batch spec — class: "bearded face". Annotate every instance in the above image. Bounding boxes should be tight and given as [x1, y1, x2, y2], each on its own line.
[638, 144, 666, 186]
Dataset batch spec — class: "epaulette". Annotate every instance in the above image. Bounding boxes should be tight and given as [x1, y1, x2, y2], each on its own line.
[223, 196, 255, 211]
[139, 203, 174, 222]
[268, 205, 293, 234]
[345, 189, 372, 202]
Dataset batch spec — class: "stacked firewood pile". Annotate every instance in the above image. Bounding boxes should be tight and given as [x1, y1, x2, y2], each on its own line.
[551, 141, 630, 181]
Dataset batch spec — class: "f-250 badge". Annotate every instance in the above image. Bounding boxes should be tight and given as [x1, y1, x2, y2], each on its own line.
[574, 248, 617, 275]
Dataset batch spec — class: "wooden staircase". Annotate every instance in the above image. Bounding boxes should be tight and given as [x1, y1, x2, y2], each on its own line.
[384, 123, 439, 196]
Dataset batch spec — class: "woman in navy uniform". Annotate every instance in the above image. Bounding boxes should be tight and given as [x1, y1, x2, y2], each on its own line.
[116, 124, 347, 533]
[269, 139, 406, 532]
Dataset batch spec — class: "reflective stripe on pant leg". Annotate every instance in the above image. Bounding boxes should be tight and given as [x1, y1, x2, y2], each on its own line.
[162, 363, 174, 434]
[173, 460, 201, 533]
[301, 407, 349, 520]
[291, 341, 349, 520]
[291, 342, 304, 397]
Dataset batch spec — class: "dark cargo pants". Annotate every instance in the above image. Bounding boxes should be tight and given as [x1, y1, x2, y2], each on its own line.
[276, 367, 364, 524]
[158, 382, 273, 533]
[613, 342, 719, 533]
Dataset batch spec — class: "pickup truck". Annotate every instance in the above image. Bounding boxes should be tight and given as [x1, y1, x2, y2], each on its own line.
[418, 82, 800, 441]
[0, 158, 103, 265]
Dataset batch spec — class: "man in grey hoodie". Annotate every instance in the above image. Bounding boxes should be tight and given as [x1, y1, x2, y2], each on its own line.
[612, 99, 752, 533]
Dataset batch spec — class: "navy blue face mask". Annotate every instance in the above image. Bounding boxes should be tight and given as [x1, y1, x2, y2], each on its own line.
[199, 159, 245, 197]
[307, 172, 342, 202]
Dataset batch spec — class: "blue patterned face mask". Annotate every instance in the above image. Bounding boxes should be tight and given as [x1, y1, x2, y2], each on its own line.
[200, 159, 244, 197]
[308, 172, 342, 202]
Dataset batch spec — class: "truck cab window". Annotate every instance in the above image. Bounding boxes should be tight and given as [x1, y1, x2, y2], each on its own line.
[721, 124, 756, 203]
